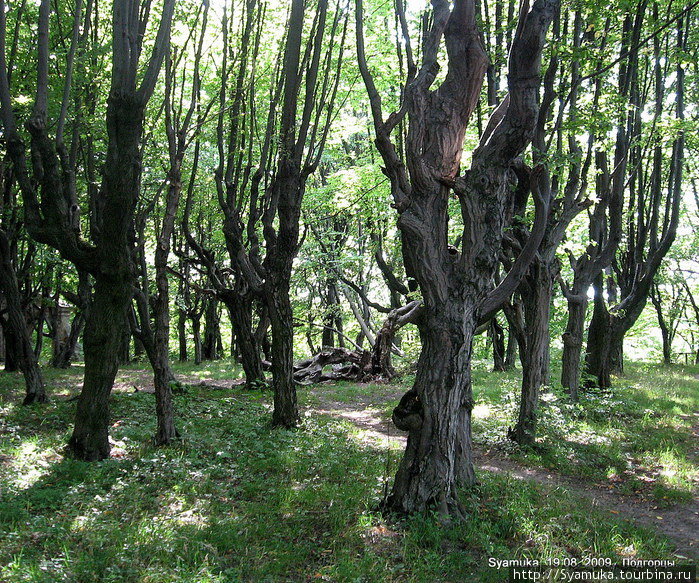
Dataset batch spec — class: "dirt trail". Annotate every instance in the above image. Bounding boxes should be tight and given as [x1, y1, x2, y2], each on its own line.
[307, 392, 699, 562]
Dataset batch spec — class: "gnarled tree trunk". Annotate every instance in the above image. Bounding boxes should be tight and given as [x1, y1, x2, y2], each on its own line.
[357, 0, 556, 517]
[0, 230, 46, 404]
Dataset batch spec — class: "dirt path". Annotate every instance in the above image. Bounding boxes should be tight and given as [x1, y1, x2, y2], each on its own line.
[306, 391, 699, 561]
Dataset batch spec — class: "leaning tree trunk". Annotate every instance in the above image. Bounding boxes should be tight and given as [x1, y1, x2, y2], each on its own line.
[0, 231, 46, 404]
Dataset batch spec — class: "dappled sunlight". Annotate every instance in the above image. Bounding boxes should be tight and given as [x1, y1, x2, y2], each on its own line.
[0, 363, 693, 579]
[8, 441, 62, 490]
[472, 403, 491, 418]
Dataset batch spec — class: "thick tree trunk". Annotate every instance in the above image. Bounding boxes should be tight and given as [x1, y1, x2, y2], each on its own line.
[584, 275, 612, 388]
[0, 231, 46, 404]
[610, 336, 623, 375]
[383, 304, 476, 517]
[224, 296, 265, 387]
[561, 296, 587, 399]
[267, 285, 299, 427]
[67, 277, 129, 460]
[509, 263, 552, 445]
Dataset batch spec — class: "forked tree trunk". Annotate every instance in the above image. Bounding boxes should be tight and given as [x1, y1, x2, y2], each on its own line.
[357, 0, 556, 518]
[0, 0, 176, 460]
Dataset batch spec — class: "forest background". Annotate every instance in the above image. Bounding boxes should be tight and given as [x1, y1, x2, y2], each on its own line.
[0, 0, 697, 580]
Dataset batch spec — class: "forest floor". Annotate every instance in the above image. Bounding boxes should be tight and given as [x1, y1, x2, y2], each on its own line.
[0, 359, 697, 582]
[303, 383, 699, 561]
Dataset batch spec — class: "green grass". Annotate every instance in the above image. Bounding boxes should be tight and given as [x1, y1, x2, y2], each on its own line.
[0, 362, 692, 582]
[470, 361, 699, 504]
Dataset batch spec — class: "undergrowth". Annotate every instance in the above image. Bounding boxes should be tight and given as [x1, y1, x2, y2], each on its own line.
[0, 360, 692, 582]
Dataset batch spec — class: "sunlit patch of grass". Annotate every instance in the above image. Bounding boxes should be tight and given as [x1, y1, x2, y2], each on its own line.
[0, 362, 690, 581]
[469, 362, 698, 503]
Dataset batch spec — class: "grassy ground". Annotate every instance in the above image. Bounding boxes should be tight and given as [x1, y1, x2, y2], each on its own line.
[470, 361, 699, 505]
[0, 360, 695, 582]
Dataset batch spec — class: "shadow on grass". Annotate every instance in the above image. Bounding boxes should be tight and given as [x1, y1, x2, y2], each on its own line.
[0, 371, 679, 582]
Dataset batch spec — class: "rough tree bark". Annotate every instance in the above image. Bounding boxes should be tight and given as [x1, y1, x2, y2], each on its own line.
[357, 0, 557, 517]
[0, 0, 175, 459]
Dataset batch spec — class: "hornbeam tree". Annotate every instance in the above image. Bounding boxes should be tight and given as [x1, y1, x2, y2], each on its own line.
[0, 0, 176, 460]
[186, 0, 347, 425]
[131, 2, 209, 445]
[584, 3, 687, 388]
[356, 0, 556, 517]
